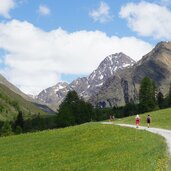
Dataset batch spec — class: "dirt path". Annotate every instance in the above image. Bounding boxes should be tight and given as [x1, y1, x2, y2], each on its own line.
[101, 122, 171, 155]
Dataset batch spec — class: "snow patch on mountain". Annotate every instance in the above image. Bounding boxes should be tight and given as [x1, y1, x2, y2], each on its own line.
[36, 52, 136, 109]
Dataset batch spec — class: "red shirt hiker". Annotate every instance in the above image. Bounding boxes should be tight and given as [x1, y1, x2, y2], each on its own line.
[135, 115, 140, 128]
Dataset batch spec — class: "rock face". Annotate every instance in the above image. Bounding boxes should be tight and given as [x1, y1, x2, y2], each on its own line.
[133, 41, 171, 89]
[36, 52, 135, 110]
[36, 82, 71, 110]
[85, 52, 135, 98]
[91, 41, 171, 107]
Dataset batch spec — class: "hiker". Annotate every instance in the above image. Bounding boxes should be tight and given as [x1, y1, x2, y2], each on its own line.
[112, 115, 115, 121]
[135, 114, 140, 128]
[109, 115, 112, 121]
[147, 115, 151, 128]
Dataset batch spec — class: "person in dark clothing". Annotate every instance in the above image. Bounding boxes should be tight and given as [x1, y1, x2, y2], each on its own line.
[147, 115, 151, 128]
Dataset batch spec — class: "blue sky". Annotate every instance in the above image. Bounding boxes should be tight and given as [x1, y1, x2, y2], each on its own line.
[6, 0, 161, 42]
[0, 0, 170, 94]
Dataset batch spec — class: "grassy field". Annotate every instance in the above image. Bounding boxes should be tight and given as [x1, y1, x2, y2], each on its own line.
[115, 108, 171, 130]
[0, 123, 169, 171]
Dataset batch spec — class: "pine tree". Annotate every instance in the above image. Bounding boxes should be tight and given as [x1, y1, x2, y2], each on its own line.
[1, 121, 13, 136]
[57, 91, 93, 127]
[152, 81, 157, 104]
[14, 111, 24, 131]
[157, 91, 164, 109]
[139, 77, 156, 112]
[168, 83, 171, 106]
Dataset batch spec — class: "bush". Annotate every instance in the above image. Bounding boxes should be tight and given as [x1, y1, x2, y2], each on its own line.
[1, 121, 13, 136]
[15, 126, 22, 134]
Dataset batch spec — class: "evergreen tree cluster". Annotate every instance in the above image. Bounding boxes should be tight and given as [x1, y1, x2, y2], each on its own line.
[0, 110, 57, 136]
[139, 77, 156, 112]
[56, 91, 94, 127]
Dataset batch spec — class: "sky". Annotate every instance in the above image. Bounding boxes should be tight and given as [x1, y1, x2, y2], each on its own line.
[0, 0, 171, 95]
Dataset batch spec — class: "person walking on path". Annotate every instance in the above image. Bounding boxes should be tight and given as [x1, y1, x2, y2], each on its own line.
[135, 114, 140, 128]
[147, 115, 151, 128]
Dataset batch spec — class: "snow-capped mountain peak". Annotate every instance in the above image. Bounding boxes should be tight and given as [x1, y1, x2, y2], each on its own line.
[36, 52, 135, 109]
[88, 52, 135, 84]
[52, 82, 69, 93]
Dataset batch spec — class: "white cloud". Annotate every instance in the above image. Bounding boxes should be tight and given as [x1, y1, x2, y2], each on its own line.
[0, 20, 152, 95]
[0, 0, 15, 18]
[89, 1, 113, 23]
[120, 1, 171, 39]
[38, 5, 51, 16]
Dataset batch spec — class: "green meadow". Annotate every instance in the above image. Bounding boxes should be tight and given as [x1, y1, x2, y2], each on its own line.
[0, 123, 169, 171]
[115, 107, 171, 130]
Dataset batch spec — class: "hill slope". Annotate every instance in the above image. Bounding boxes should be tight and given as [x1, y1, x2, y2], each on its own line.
[115, 107, 171, 130]
[0, 123, 169, 170]
[0, 73, 32, 101]
[0, 84, 49, 121]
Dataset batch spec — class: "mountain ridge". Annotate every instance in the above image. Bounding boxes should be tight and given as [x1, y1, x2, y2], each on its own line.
[0, 83, 50, 121]
[36, 52, 136, 110]
[0, 73, 32, 101]
[3, 41, 171, 110]
[91, 41, 171, 107]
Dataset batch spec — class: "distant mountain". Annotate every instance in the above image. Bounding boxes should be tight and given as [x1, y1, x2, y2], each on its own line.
[36, 82, 71, 110]
[90, 41, 171, 107]
[0, 73, 54, 114]
[0, 74, 32, 101]
[0, 84, 50, 121]
[85, 52, 135, 97]
[36, 52, 135, 110]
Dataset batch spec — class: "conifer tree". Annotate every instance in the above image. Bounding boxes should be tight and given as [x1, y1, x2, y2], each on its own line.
[139, 77, 156, 112]
[168, 83, 171, 106]
[14, 111, 24, 131]
[157, 91, 164, 109]
[1, 121, 13, 136]
[57, 91, 94, 127]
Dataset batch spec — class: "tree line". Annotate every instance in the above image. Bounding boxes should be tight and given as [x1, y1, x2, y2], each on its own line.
[112, 76, 171, 117]
[1, 76, 171, 136]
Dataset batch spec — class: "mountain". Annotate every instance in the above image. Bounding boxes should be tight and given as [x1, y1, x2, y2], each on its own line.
[132, 41, 171, 90]
[36, 82, 72, 110]
[86, 52, 135, 95]
[0, 74, 32, 101]
[90, 41, 171, 107]
[0, 73, 55, 114]
[0, 84, 50, 121]
[36, 52, 135, 110]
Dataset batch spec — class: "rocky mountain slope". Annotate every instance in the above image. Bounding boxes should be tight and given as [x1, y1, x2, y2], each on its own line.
[36, 53, 135, 110]
[37, 82, 71, 110]
[90, 41, 171, 107]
